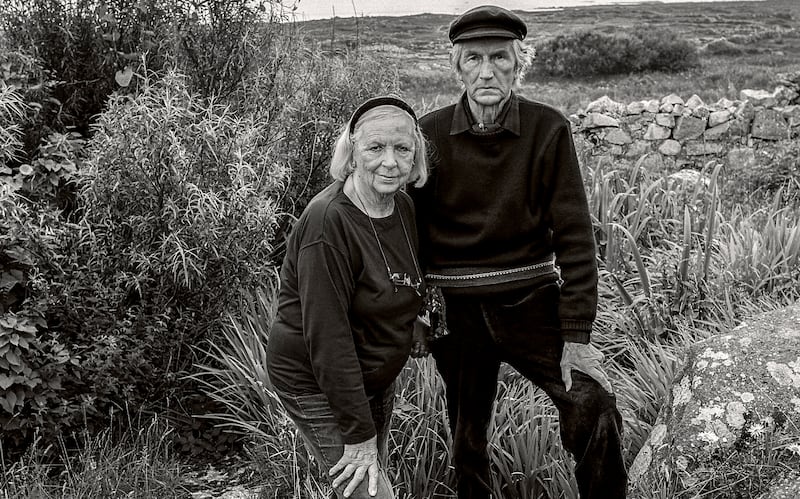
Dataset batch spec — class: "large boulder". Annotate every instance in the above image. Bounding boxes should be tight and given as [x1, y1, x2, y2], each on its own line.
[629, 303, 800, 498]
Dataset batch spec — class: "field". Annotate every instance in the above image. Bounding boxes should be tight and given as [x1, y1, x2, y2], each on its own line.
[300, 0, 800, 112]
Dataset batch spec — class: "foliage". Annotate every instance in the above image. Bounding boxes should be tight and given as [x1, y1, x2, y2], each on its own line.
[0, 80, 84, 450]
[264, 49, 401, 252]
[0, 0, 172, 135]
[0, 0, 288, 137]
[1, 415, 184, 498]
[533, 27, 700, 78]
[45, 70, 286, 452]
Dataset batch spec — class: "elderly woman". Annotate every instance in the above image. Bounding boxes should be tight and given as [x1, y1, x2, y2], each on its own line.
[266, 96, 427, 498]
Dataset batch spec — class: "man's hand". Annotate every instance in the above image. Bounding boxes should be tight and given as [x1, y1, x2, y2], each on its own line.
[329, 436, 380, 497]
[560, 341, 613, 394]
[411, 315, 431, 358]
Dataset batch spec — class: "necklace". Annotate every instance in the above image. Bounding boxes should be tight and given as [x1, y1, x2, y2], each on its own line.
[351, 181, 423, 296]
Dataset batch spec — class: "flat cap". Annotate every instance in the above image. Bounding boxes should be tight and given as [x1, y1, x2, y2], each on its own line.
[448, 5, 527, 43]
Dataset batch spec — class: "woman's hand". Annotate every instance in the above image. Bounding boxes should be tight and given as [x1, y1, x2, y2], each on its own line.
[329, 435, 380, 497]
[411, 315, 431, 358]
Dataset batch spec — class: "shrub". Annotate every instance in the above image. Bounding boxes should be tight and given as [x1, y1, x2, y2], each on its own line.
[53, 70, 287, 443]
[0, 0, 176, 135]
[533, 27, 700, 78]
[1, 80, 83, 451]
[0, 0, 283, 137]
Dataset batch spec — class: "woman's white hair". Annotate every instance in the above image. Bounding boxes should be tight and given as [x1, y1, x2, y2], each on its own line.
[329, 106, 428, 188]
[450, 38, 534, 85]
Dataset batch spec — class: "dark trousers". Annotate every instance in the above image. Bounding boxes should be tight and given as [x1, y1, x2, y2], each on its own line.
[431, 284, 627, 499]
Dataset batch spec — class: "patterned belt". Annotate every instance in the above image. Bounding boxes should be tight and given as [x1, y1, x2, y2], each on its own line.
[424, 258, 559, 288]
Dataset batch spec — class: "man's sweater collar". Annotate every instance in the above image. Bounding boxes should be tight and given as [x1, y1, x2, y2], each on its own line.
[450, 91, 520, 136]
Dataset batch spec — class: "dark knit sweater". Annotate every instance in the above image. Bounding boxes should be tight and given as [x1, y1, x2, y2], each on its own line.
[266, 181, 423, 444]
[410, 92, 598, 343]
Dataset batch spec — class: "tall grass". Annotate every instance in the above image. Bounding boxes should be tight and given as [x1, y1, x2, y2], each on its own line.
[1, 416, 184, 498]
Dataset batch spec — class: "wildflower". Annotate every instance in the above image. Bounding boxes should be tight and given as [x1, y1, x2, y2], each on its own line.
[747, 422, 766, 438]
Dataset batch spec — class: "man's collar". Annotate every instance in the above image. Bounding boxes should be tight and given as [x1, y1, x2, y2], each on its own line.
[450, 92, 520, 136]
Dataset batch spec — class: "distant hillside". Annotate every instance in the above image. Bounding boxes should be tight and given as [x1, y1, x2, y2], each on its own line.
[296, 0, 800, 68]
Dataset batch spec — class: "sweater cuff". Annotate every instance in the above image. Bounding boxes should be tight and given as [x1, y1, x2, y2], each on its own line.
[561, 319, 592, 344]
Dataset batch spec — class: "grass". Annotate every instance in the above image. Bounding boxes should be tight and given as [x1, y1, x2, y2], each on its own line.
[1, 416, 185, 498]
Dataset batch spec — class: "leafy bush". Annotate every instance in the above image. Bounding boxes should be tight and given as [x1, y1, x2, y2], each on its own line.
[54, 69, 287, 441]
[0, 0, 174, 135]
[0, 0, 283, 137]
[1, 80, 83, 450]
[533, 27, 700, 78]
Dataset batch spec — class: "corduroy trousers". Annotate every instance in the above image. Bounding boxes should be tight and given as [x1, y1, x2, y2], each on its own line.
[430, 283, 627, 499]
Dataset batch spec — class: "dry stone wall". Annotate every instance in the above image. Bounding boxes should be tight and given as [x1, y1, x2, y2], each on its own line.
[569, 72, 800, 180]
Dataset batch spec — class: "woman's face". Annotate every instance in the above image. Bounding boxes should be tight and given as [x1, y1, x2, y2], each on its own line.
[352, 108, 416, 198]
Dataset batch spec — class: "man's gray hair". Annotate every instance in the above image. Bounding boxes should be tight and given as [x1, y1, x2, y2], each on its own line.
[450, 39, 534, 85]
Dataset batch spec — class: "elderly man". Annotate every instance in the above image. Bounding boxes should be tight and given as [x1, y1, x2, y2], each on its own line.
[410, 5, 627, 498]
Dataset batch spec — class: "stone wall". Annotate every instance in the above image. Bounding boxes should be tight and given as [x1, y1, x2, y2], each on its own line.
[569, 72, 800, 179]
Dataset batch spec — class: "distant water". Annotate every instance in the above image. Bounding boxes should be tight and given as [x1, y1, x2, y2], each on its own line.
[289, 0, 762, 20]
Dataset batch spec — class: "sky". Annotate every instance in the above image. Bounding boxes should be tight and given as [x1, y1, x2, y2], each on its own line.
[286, 0, 739, 21]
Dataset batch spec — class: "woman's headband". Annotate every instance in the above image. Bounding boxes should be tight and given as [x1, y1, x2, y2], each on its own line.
[348, 96, 418, 135]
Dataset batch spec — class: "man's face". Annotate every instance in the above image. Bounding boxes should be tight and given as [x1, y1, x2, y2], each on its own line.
[457, 38, 516, 107]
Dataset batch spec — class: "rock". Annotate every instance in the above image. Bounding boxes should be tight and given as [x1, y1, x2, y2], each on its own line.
[625, 140, 651, 159]
[655, 113, 675, 127]
[658, 139, 682, 156]
[671, 104, 686, 116]
[740, 88, 778, 107]
[727, 117, 750, 137]
[644, 124, 671, 140]
[604, 129, 632, 145]
[751, 109, 789, 140]
[703, 121, 731, 140]
[644, 100, 661, 113]
[627, 101, 647, 115]
[683, 141, 724, 156]
[708, 110, 732, 128]
[629, 303, 800, 498]
[774, 85, 799, 106]
[735, 100, 756, 122]
[582, 112, 620, 128]
[673, 116, 707, 141]
[778, 105, 800, 125]
[714, 97, 737, 110]
[586, 95, 625, 114]
[662, 94, 684, 106]
[685, 94, 704, 110]
[692, 105, 710, 119]
[660, 102, 674, 113]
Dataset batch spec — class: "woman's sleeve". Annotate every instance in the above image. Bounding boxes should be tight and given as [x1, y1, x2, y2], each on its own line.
[296, 239, 376, 444]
